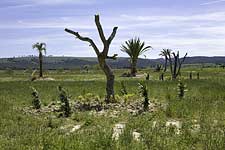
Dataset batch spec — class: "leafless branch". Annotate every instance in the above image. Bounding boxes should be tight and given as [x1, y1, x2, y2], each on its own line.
[65, 28, 100, 55]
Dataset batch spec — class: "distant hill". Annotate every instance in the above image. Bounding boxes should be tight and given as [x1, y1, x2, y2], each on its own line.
[0, 56, 224, 70]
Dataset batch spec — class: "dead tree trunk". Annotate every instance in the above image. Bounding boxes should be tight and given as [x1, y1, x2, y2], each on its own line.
[65, 15, 118, 103]
[167, 51, 187, 80]
[168, 52, 173, 79]
[172, 53, 178, 80]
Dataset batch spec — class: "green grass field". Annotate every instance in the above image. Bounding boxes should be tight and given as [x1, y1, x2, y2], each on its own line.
[0, 68, 225, 150]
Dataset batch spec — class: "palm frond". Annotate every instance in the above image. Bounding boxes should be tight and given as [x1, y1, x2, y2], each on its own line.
[32, 42, 47, 55]
[120, 37, 151, 60]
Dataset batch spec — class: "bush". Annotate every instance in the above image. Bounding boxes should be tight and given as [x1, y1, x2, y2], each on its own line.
[31, 87, 41, 109]
[177, 80, 187, 99]
[138, 82, 150, 111]
[58, 86, 71, 117]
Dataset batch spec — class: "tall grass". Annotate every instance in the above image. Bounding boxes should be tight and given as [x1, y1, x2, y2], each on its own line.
[0, 68, 225, 149]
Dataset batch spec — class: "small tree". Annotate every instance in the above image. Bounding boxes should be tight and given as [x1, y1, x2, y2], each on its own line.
[177, 81, 187, 99]
[65, 15, 118, 103]
[32, 42, 46, 78]
[31, 87, 41, 109]
[164, 49, 187, 80]
[138, 82, 149, 111]
[58, 86, 71, 117]
[121, 37, 152, 76]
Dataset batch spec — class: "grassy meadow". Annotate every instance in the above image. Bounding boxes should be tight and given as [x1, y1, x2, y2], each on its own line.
[0, 67, 225, 150]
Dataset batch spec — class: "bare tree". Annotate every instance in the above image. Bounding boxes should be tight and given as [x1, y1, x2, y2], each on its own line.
[165, 50, 187, 80]
[65, 15, 118, 103]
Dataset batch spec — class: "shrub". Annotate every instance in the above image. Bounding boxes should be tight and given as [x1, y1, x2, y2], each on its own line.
[31, 87, 41, 109]
[138, 82, 150, 111]
[124, 93, 136, 103]
[77, 93, 101, 102]
[58, 86, 71, 117]
[177, 80, 187, 99]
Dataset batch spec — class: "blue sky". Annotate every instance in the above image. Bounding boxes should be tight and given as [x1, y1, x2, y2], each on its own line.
[0, 0, 225, 58]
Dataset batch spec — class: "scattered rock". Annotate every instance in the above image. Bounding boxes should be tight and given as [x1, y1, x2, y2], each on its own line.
[190, 120, 200, 133]
[133, 74, 145, 78]
[213, 119, 218, 125]
[60, 124, 72, 130]
[109, 110, 119, 118]
[22, 98, 160, 117]
[166, 120, 182, 134]
[60, 124, 83, 134]
[191, 124, 201, 133]
[152, 121, 157, 128]
[112, 123, 126, 140]
[132, 131, 141, 141]
[70, 124, 82, 133]
[33, 77, 55, 81]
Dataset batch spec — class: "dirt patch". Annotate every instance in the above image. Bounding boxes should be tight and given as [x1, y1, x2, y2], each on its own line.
[31, 77, 55, 81]
[22, 100, 160, 116]
[120, 73, 146, 78]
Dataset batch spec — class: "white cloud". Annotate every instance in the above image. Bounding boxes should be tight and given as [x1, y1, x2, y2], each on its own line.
[189, 26, 225, 36]
[201, 0, 225, 5]
[120, 12, 225, 22]
[0, 0, 97, 9]
[31, 0, 97, 5]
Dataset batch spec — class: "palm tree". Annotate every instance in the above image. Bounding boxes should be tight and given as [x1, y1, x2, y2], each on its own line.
[159, 49, 171, 72]
[32, 42, 46, 78]
[121, 37, 151, 76]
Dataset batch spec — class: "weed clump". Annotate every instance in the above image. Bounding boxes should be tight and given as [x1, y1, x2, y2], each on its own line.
[138, 82, 149, 111]
[31, 87, 41, 109]
[58, 86, 71, 117]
